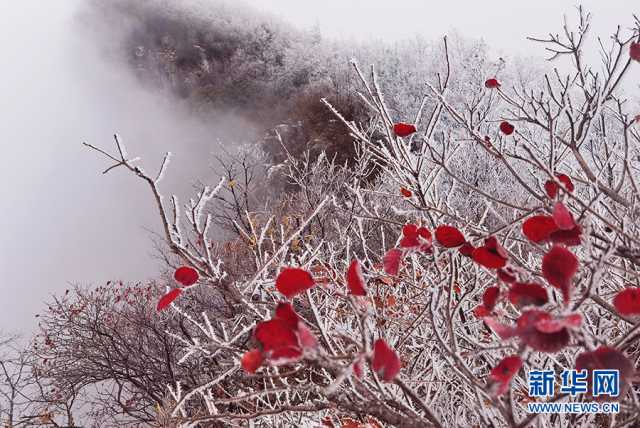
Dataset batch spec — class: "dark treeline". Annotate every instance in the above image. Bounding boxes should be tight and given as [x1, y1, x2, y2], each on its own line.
[83, 0, 377, 164]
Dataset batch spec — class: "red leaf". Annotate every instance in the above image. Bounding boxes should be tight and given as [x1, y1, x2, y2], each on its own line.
[353, 358, 364, 379]
[157, 288, 182, 312]
[499, 121, 515, 135]
[630, 42, 640, 62]
[371, 339, 401, 382]
[484, 78, 501, 89]
[544, 180, 559, 199]
[174, 266, 199, 287]
[576, 347, 634, 401]
[613, 287, 640, 316]
[435, 225, 466, 248]
[482, 286, 500, 311]
[400, 187, 412, 197]
[486, 311, 572, 352]
[542, 245, 578, 305]
[400, 224, 432, 252]
[472, 247, 506, 268]
[459, 242, 475, 257]
[535, 313, 582, 333]
[483, 317, 519, 339]
[241, 349, 264, 374]
[522, 215, 557, 243]
[399, 237, 418, 248]
[556, 174, 574, 192]
[255, 303, 317, 363]
[517, 310, 570, 353]
[552, 202, 576, 230]
[269, 347, 303, 362]
[346, 259, 367, 296]
[274, 302, 300, 329]
[489, 355, 522, 396]
[254, 319, 299, 353]
[497, 268, 517, 284]
[550, 225, 582, 246]
[417, 227, 432, 242]
[508, 282, 548, 308]
[383, 249, 403, 276]
[400, 224, 419, 248]
[297, 322, 319, 350]
[477, 253, 506, 270]
[402, 224, 418, 237]
[393, 122, 417, 137]
[485, 236, 509, 258]
[473, 305, 491, 318]
[472, 239, 508, 269]
[562, 313, 583, 329]
[275, 268, 315, 298]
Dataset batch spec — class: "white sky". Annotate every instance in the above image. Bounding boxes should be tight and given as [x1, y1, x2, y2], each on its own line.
[0, 0, 637, 332]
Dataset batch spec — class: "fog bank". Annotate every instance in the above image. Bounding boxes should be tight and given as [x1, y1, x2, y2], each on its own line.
[0, 1, 257, 331]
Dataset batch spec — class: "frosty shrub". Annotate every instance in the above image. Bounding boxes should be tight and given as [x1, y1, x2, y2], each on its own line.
[84, 9, 640, 428]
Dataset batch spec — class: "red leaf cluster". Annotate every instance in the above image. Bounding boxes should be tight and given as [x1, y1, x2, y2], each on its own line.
[276, 268, 316, 298]
[499, 121, 515, 135]
[174, 266, 199, 286]
[542, 245, 579, 305]
[371, 339, 401, 382]
[522, 202, 582, 246]
[393, 122, 417, 137]
[472, 236, 508, 269]
[400, 224, 432, 252]
[244, 302, 319, 373]
[383, 224, 434, 275]
[484, 310, 581, 353]
[484, 78, 501, 89]
[476, 280, 549, 317]
[576, 347, 634, 401]
[489, 355, 522, 396]
[613, 287, 640, 316]
[544, 174, 574, 198]
[346, 259, 367, 296]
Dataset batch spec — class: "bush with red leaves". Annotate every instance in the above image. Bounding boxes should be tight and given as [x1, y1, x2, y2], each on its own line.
[80, 9, 640, 428]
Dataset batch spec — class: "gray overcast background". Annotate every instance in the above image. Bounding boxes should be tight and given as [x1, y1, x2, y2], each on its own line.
[0, 0, 637, 332]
